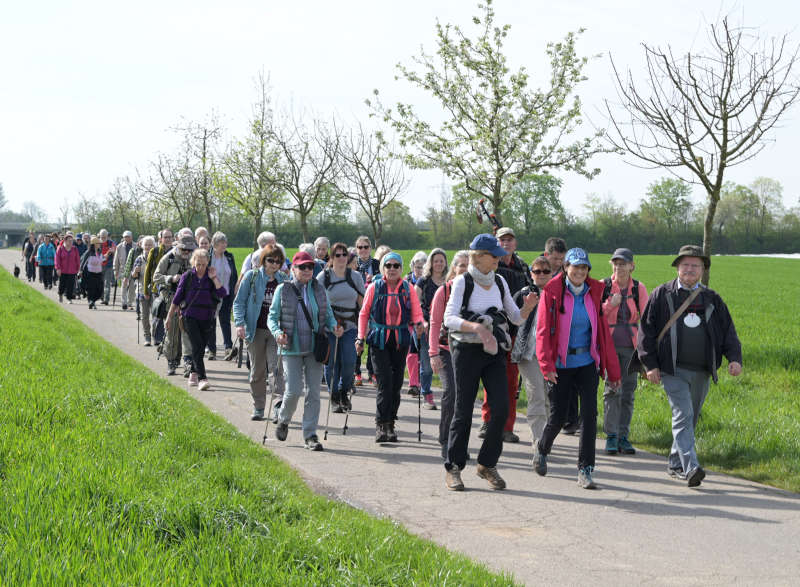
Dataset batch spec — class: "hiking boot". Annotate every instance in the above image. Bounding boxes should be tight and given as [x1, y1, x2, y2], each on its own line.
[166, 362, 177, 376]
[275, 422, 289, 441]
[502, 430, 520, 443]
[423, 393, 437, 410]
[605, 434, 619, 454]
[198, 380, 210, 391]
[355, 374, 363, 386]
[331, 392, 343, 414]
[407, 385, 420, 397]
[476, 464, 506, 490]
[224, 346, 237, 361]
[375, 422, 389, 443]
[122, 303, 128, 310]
[183, 362, 192, 378]
[101, 300, 109, 305]
[687, 467, 706, 488]
[341, 391, 352, 411]
[144, 337, 152, 347]
[272, 400, 282, 424]
[445, 468, 465, 491]
[387, 421, 398, 442]
[618, 436, 636, 455]
[477, 421, 489, 439]
[188, 373, 198, 387]
[304, 435, 323, 451]
[562, 422, 579, 435]
[578, 466, 597, 489]
[251, 409, 264, 421]
[533, 450, 547, 476]
[207, 351, 216, 361]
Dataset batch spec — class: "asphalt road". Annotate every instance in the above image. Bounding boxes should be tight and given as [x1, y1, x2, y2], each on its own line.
[3, 249, 799, 586]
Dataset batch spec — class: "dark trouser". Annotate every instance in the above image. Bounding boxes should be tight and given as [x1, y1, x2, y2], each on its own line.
[40, 265, 54, 288]
[218, 295, 234, 350]
[564, 386, 580, 431]
[84, 271, 103, 302]
[446, 342, 508, 471]
[58, 273, 76, 300]
[25, 260, 35, 280]
[371, 337, 409, 423]
[538, 362, 599, 470]
[481, 350, 519, 431]
[437, 349, 455, 446]
[183, 316, 214, 380]
[355, 345, 377, 379]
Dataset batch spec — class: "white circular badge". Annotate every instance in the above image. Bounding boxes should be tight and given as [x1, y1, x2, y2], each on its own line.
[683, 313, 701, 328]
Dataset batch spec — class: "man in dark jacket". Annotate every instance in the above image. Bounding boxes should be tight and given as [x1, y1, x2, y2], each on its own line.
[637, 245, 742, 488]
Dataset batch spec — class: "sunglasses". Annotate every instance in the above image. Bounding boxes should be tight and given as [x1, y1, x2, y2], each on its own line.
[334, 252, 348, 258]
[384, 263, 401, 269]
[264, 258, 280, 264]
[532, 269, 551, 275]
[358, 245, 371, 250]
[297, 264, 315, 271]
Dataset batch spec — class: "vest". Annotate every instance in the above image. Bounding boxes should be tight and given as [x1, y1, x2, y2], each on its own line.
[366, 279, 412, 349]
[278, 279, 328, 342]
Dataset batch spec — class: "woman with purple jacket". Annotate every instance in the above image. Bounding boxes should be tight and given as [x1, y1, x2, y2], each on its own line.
[166, 249, 227, 391]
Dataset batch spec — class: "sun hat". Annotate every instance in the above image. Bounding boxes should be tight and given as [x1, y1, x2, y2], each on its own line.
[176, 235, 197, 251]
[671, 245, 710, 269]
[495, 227, 516, 239]
[564, 247, 592, 269]
[469, 233, 507, 257]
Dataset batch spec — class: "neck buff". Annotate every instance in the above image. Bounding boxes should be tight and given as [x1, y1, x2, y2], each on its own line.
[468, 264, 496, 287]
[566, 277, 585, 295]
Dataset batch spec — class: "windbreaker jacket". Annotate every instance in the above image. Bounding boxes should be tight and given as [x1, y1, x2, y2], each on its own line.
[536, 275, 621, 381]
[232, 267, 288, 343]
[601, 277, 649, 348]
[36, 243, 55, 266]
[636, 279, 742, 384]
[55, 245, 80, 275]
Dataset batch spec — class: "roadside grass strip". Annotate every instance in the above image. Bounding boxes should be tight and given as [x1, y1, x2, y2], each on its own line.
[0, 269, 514, 585]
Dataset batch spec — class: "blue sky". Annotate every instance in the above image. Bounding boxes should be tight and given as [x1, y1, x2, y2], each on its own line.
[1, 0, 798, 221]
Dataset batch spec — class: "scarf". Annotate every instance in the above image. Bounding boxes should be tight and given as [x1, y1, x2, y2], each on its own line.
[468, 264, 496, 287]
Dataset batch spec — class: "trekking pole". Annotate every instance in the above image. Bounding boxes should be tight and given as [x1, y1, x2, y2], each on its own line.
[112, 278, 118, 307]
[324, 334, 339, 441]
[262, 389, 276, 444]
[417, 386, 422, 442]
[136, 296, 141, 344]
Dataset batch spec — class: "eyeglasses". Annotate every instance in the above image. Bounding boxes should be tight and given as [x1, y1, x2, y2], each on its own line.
[264, 258, 280, 264]
[357, 245, 370, 250]
[334, 252, 348, 258]
[532, 269, 551, 275]
[384, 263, 401, 269]
[297, 264, 315, 271]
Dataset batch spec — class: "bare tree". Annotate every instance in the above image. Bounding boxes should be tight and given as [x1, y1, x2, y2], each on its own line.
[179, 115, 223, 233]
[606, 17, 800, 282]
[145, 148, 199, 229]
[332, 123, 408, 245]
[268, 110, 339, 242]
[221, 73, 286, 248]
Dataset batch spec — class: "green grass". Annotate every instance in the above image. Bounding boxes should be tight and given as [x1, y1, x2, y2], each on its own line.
[0, 268, 514, 585]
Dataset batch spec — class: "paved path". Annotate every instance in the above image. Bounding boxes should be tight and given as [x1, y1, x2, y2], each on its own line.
[4, 249, 799, 586]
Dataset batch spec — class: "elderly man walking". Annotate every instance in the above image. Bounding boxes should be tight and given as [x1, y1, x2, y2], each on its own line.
[637, 245, 742, 488]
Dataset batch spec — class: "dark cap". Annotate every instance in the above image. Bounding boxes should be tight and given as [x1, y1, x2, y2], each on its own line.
[176, 235, 197, 251]
[611, 248, 634, 263]
[469, 233, 507, 257]
[671, 245, 710, 269]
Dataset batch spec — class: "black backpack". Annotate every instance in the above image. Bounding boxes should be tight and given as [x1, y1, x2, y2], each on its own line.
[460, 272, 507, 316]
[323, 268, 362, 324]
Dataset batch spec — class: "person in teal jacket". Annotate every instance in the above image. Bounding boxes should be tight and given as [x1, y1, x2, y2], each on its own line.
[36, 234, 56, 289]
[232, 243, 289, 421]
[268, 251, 343, 451]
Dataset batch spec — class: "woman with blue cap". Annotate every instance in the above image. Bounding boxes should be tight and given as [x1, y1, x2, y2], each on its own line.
[357, 252, 425, 443]
[442, 234, 539, 491]
[534, 247, 621, 489]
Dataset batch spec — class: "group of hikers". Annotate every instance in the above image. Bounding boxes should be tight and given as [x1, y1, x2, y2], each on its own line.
[19, 225, 743, 491]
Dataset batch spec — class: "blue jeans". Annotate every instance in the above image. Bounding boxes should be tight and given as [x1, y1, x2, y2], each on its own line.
[278, 353, 324, 440]
[661, 367, 710, 476]
[325, 328, 357, 395]
[418, 337, 433, 396]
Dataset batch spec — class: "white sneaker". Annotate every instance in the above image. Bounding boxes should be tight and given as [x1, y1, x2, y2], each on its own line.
[198, 379, 211, 391]
[188, 373, 198, 387]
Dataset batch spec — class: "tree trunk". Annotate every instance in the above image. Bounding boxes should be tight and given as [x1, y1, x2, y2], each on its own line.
[252, 215, 263, 250]
[701, 188, 720, 285]
[299, 212, 310, 242]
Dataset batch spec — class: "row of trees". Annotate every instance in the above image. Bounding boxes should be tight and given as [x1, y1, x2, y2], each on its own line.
[3, 2, 799, 276]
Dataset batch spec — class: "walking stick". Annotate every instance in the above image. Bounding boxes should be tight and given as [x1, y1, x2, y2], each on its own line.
[262, 388, 276, 444]
[324, 334, 339, 441]
[112, 278, 118, 307]
[136, 295, 141, 344]
[418, 386, 422, 442]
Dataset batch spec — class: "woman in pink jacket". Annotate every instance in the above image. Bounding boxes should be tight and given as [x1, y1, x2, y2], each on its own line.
[55, 233, 81, 304]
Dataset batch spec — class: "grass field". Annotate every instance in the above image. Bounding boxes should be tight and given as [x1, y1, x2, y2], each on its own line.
[0, 269, 513, 584]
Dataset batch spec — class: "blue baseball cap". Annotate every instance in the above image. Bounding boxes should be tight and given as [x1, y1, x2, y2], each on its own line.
[469, 233, 507, 257]
[565, 247, 592, 269]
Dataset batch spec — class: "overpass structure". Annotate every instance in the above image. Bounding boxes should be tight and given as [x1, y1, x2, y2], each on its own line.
[0, 222, 63, 248]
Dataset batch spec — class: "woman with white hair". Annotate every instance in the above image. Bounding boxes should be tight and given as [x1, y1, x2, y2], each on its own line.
[357, 252, 425, 443]
[210, 231, 237, 360]
[131, 236, 156, 345]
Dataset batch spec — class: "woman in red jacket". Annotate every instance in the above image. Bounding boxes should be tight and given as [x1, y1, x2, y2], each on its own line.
[534, 248, 621, 489]
[55, 232, 81, 304]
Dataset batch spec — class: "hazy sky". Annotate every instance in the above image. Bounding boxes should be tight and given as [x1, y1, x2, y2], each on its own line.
[1, 0, 798, 222]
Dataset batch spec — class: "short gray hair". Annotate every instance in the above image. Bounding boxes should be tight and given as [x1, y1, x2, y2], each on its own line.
[142, 236, 156, 249]
[98, 229, 108, 238]
[314, 236, 330, 248]
[299, 242, 315, 256]
[194, 226, 209, 241]
[211, 231, 227, 247]
[257, 231, 276, 247]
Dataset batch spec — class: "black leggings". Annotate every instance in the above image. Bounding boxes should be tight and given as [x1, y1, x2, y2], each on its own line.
[371, 337, 409, 423]
[58, 274, 76, 300]
[40, 266, 54, 288]
[183, 316, 215, 380]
